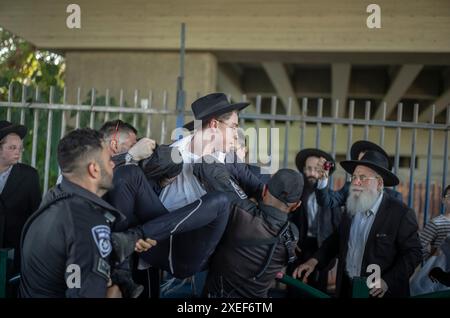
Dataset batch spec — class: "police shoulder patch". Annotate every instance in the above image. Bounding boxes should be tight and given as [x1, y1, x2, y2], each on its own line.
[91, 225, 112, 258]
[229, 179, 248, 199]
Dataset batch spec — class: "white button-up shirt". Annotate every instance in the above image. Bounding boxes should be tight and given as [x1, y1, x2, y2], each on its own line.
[159, 134, 226, 212]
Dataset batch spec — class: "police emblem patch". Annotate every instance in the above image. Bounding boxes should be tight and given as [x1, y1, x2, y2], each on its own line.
[91, 225, 112, 258]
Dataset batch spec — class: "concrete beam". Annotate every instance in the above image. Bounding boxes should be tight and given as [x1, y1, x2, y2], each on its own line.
[262, 62, 300, 115]
[375, 64, 423, 119]
[419, 87, 450, 122]
[217, 52, 450, 66]
[331, 63, 351, 118]
[217, 64, 256, 112]
[2, 0, 450, 53]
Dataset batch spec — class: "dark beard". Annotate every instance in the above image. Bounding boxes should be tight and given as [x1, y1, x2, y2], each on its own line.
[306, 177, 318, 189]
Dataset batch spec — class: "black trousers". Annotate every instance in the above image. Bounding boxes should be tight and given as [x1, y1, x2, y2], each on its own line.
[139, 191, 230, 278]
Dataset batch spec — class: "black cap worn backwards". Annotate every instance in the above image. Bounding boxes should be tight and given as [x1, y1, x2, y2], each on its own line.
[267, 168, 304, 205]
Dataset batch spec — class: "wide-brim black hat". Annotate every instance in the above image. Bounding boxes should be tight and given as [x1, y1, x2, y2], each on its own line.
[0, 120, 27, 141]
[295, 148, 336, 176]
[183, 93, 249, 131]
[340, 150, 399, 186]
[350, 140, 392, 170]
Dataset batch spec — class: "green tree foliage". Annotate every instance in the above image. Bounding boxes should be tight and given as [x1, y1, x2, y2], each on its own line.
[0, 27, 65, 188]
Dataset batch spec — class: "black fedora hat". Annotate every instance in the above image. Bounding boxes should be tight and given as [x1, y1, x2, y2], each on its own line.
[350, 140, 392, 170]
[340, 150, 399, 186]
[183, 93, 249, 131]
[0, 120, 27, 141]
[295, 148, 336, 176]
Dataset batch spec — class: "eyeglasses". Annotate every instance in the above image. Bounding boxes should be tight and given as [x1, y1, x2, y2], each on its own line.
[444, 194, 450, 200]
[4, 145, 24, 152]
[217, 120, 239, 130]
[350, 175, 379, 183]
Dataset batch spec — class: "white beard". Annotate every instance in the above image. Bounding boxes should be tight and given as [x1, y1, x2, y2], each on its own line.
[346, 184, 381, 216]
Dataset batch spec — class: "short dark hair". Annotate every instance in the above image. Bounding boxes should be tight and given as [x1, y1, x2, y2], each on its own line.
[99, 120, 137, 140]
[443, 185, 450, 198]
[57, 128, 105, 174]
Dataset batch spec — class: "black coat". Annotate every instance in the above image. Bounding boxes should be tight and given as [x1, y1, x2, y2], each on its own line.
[0, 163, 41, 272]
[104, 163, 169, 232]
[291, 187, 342, 252]
[314, 194, 422, 297]
[20, 178, 125, 298]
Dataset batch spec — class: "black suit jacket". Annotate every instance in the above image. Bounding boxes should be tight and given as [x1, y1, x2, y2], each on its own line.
[291, 188, 342, 253]
[314, 193, 421, 297]
[0, 163, 41, 271]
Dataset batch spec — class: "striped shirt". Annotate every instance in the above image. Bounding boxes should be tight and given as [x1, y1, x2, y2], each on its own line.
[419, 214, 450, 259]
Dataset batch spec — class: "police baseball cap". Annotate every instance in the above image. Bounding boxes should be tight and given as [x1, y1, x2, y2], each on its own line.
[267, 169, 304, 205]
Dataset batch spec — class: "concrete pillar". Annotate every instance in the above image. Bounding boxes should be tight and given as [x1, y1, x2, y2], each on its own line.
[65, 51, 217, 141]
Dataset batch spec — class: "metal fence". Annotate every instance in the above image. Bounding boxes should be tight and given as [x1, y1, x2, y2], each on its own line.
[0, 84, 449, 227]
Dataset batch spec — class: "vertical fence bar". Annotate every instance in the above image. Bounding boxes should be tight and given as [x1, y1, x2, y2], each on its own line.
[20, 84, 26, 125]
[379, 102, 387, 147]
[31, 86, 40, 168]
[58, 87, 67, 178]
[133, 89, 139, 129]
[441, 105, 450, 214]
[43, 87, 54, 194]
[424, 105, 436, 225]
[300, 98, 307, 150]
[175, 23, 186, 130]
[6, 83, 12, 121]
[19, 85, 26, 163]
[346, 100, 355, 160]
[104, 89, 110, 123]
[330, 99, 339, 188]
[269, 96, 277, 157]
[283, 98, 292, 168]
[146, 91, 153, 138]
[160, 91, 168, 145]
[364, 101, 371, 140]
[89, 88, 96, 129]
[60, 87, 67, 138]
[240, 94, 247, 128]
[119, 89, 124, 121]
[75, 87, 81, 129]
[253, 95, 262, 164]
[255, 95, 262, 134]
[394, 103, 403, 178]
[315, 99, 323, 148]
[331, 100, 338, 160]
[408, 103, 419, 209]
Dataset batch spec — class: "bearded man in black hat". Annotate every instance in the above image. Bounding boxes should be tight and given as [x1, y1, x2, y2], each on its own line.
[293, 151, 421, 298]
[289, 148, 342, 293]
[315, 140, 403, 209]
[0, 121, 41, 276]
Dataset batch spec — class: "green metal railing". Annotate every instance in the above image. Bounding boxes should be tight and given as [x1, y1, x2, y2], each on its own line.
[276, 272, 450, 299]
[0, 248, 11, 298]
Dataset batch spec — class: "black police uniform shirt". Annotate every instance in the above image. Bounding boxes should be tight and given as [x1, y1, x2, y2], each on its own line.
[19, 178, 123, 298]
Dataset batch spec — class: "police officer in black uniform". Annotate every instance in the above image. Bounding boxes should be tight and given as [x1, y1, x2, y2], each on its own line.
[194, 158, 303, 298]
[20, 128, 135, 298]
